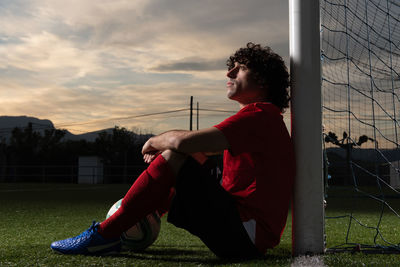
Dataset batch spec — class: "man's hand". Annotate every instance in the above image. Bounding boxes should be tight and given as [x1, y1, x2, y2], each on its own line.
[143, 151, 160, 164]
[142, 137, 161, 163]
[141, 127, 229, 164]
[141, 132, 178, 163]
[142, 137, 158, 155]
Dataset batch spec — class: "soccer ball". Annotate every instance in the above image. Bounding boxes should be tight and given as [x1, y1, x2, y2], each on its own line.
[106, 198, 161, 251]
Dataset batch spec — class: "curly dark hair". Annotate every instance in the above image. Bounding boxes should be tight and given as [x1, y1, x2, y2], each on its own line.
[226, 42, 290, 112]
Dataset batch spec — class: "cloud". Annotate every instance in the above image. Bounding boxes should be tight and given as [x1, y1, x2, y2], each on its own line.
[151, 57, 227, 72]
[0, 0, 290, 134]
[0, 31, 102, 83]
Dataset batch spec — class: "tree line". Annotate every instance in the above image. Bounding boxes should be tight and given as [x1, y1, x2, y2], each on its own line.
[0, 123, 151, 183]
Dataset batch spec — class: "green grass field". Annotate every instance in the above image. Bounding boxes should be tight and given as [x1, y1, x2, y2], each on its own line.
[0, 183, 400, 266]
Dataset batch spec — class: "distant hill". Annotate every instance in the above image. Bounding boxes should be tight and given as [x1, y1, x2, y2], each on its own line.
[0, 116, 54, 130]
[0, 116, 54, 141]
[0, 116, 152, 143]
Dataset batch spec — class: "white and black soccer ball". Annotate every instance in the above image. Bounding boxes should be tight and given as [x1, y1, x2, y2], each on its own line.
[106, 198, 161, 251]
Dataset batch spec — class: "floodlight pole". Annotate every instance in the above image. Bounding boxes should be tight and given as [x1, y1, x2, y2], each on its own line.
[289, 0, 325, 255]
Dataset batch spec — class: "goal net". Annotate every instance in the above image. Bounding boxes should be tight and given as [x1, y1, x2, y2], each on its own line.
[321, 0, 400, 252]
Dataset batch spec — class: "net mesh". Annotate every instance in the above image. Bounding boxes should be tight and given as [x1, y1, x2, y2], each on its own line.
[321, 0, 400, 252]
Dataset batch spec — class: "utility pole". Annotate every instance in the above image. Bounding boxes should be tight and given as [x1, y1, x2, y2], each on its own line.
[190, 96, 193, 131]
[196, 102, 199, 130]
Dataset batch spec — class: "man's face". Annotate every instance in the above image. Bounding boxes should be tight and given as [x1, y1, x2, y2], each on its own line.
[226, 62, 262, 105]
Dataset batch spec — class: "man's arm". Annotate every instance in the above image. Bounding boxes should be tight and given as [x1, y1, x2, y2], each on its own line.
[142, 127, 229, 162]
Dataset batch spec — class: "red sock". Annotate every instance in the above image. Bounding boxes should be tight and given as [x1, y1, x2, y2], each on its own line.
[98, 155, 175, 239]
[157, 187, 175, 217]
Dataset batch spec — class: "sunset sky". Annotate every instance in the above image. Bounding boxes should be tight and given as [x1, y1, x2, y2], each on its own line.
[1, 0, 290, 134]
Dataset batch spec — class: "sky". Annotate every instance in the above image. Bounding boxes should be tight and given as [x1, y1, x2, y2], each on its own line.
[1, 0, 290, 135]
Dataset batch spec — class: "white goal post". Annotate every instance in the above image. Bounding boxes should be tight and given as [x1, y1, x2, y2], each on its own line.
[289, 0, 325, 255]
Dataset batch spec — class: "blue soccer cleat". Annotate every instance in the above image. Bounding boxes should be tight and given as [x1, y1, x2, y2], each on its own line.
[50, 221, 121, 255]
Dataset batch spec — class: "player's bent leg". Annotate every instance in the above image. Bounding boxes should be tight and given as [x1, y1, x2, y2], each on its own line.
[167, 157, 262, 259]
[50, 221, 121, 255]
[50, 151, 188, 255]
[98, 151, 184, 239]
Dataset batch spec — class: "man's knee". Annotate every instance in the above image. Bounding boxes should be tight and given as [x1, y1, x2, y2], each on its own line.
[161, 150, 187, 176]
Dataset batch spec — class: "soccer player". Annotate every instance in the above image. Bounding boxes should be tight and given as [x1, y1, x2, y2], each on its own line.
[50, 43, 295, 259]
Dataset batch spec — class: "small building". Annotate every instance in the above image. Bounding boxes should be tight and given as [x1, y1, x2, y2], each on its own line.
[78, 156, 103, 184]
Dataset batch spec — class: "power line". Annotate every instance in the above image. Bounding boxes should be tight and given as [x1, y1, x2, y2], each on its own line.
[198, 108, 236, 113]
[0, 107, 240, 134]
[0, 110, 189, 133]
[54, 108, 190, 128]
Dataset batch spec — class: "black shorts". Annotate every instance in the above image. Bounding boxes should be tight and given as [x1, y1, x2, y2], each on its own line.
[167, 157, 262, 259]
